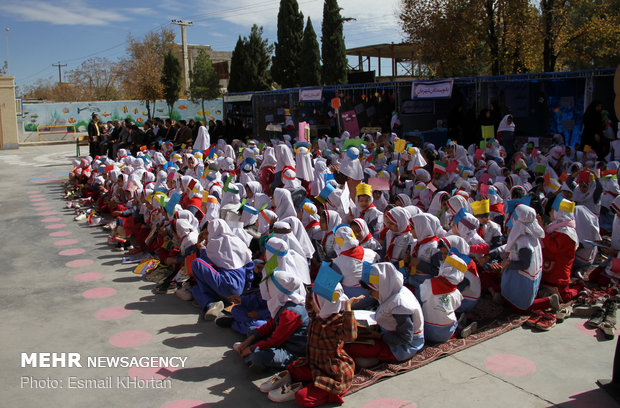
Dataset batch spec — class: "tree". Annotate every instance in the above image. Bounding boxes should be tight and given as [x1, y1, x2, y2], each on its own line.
[299, 17, 321, 86]
[118, 28, 176, 119]
[228, 25, 273, 92]
[321, 0, 348, 85]
[272, 0, 304, 88]
[228, 36, 249, 93]
[161, 51, 182, 118]
[189, 49, 221, 123]
[66, 57, 122, 101]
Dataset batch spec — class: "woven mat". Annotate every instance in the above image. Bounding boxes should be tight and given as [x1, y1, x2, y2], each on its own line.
[348, 298, 528, 394]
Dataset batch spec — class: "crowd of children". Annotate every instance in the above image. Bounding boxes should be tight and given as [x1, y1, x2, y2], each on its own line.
[66, 121, 620, 407]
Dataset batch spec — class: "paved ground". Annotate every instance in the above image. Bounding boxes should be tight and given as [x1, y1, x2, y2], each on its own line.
[0, 144, 618, 408]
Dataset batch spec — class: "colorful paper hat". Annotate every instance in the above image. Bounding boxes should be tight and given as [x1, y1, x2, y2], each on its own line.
[471, 199, 490, 216]
[552, 195, 575, 213]
[313, 262, 343, 302]
[361, 261, 380, 290]
[356, 183, 372, 197]
[314, 183, 336, 204]
[445, 248, 471, 273]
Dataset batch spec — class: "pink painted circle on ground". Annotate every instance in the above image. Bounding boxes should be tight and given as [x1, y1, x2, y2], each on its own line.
[575, 321, 620, 337]
[94, 306, 132, 321]
[30, 198, 47, 202]
[73, 272, 104, 282]
[54, 239, 79, 246]
[29, 194, 45, 198]
[160, 401, 210, 408]
[484, 353, 536, 377]
[38, 211, 57, 216]
[27, 191, 41, 195]
[59, 248, 86, 256]
[36, 206, 54, 211]
[128, 365, 177, 381]
[41, 217, 62, 223]
[49, 230, 71, 237]
[362, 399, 417, 408]
[66, 259, 94, 268]
[45, 223, 67, 230]
[82, 287, 116, 299]
[32, 202, 50, 207]
[109, 330, 152, 348]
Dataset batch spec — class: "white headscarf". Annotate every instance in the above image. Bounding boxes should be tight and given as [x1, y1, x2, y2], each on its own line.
[205, 219, 252, 269]
[412, 213, 445, 241]
[574, 205, 601, 245]
[193, 125, 210, 151]
[339, 147, 364, 181]
[175, 218, 198, 253]
[273, 188, 297, 219]
[311, 159, 329, 196]
[505, 205, 545, 253]
[498, 115, 515, 133]
[265, 236, 311, 284]
[275, 144, 295, 173]
[334, 226, 359, 256]
[262, 269, 305, 317]
[260, 147, 277, 169]
[295, 146, 313, 182]
[312, 283, 348, 319]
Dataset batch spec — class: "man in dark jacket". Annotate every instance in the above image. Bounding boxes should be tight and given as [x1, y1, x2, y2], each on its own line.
[87, 113, 100, 157]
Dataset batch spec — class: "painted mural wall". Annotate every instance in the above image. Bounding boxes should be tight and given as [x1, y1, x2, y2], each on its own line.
[17, 98, 223, 142]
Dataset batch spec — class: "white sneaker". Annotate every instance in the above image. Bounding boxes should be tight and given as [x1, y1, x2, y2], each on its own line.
[204, 301, 224, 321]
[268, 382, 302, 402]
[259, 370, 291, 393]
[74, 213, 86, 221]
[232, 342, 243, 353]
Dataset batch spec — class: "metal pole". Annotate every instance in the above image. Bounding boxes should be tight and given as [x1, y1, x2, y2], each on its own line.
[4, 28, 8, 75]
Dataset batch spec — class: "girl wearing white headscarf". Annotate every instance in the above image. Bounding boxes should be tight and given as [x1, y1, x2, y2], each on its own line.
[428, 191, 451, 230]
[541, 197, 579, 302]
[332, 226, 379, 298]
[384, 207, 415, 263]
[573, 205, 601, 270]
[451, 209, 489, 256]
[180, 175, 204, 220]
[239, 147, 258, 185]
[192, 219, 254, 319]
[300, 200, 322, 241]
[238, 267, 309, 371]
[273, 188, 297, 219]
[339, 147, 364, 182]
[438, 236, 481, 313]
[350, 218, 382, 253]
[258, 147, 277, 196]
[320, 210, 342, 261]
[193, 124, 210, 151]
[346, 262, 424, 362]
[571, 172, 601, 215]
[419, 243, 466, 342]
[500, 204, 548, 311]
[310, 159, 330, 197]
[295, 146, 313, 184]
[407, 213, 445, 289]
[274, 144, 296, 190]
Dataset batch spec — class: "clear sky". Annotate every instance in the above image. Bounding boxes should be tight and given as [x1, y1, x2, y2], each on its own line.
[0, 0, 404, 90]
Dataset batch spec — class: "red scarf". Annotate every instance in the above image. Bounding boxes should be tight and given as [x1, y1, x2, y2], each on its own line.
[412, 236, 439, 257]
[340, 245, 365, 261]
[385, 225, 412, 261]
[360, 203, 376, 218]
[322, 231, 333, 246]
[305, 220, 320, 231]
[359, 233, 372, 245]
[430, 276, 457, 295]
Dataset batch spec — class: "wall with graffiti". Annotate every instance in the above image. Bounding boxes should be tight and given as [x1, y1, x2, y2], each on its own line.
[17, 98, 223, 142]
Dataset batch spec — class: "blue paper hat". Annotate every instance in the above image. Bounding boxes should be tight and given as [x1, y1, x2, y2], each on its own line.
[241, 203, 259, 215]
[313, 262, 343, 302]
[361, 261, 380, 289]
[315, 183, 336, 204]
[506, 196, 532, 214]
[346, 148, 359, 160]
[165, 192, 182, 216]
[449, 247, 472, 265]
[269, 271, 294, 295]
[332, 223, 349, 235]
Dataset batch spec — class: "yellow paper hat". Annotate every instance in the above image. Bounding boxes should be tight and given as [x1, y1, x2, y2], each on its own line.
[356, 183, 372, 197]
[471, 199, 490, 216]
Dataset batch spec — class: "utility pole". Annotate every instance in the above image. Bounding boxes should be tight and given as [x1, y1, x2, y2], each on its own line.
[171, 19, 193, 92]
[4, 28, 8, 75]
[52, 61, 67, 84]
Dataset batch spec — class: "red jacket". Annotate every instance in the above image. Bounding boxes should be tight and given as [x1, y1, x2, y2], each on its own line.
[542, 231, 576, 287]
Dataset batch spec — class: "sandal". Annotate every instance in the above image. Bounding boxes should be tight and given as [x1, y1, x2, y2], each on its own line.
[556, 305, 573, 322]
[599, 321, 616, 340]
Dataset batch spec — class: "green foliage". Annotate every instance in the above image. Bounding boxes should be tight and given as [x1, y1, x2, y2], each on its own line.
[189, 49, 221, 122]
[228, 25, 273, 92]
[321, 0, 348, 85]
[161, 50, 182, 118]
[272, 0, 304, 88]
[299, 17, 322, 86]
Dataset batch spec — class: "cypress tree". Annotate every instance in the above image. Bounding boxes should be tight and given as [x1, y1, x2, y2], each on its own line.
[271, 0, 304, 89]
[246, 24, 273, 91]
[299, 17, 321, 86]
[228, 36, 248, 92]
[321, 0, 348, 85]
[161, 50, 182, 118]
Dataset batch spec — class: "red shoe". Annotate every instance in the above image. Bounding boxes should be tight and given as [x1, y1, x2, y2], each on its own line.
[535, 312, 557, 331]
[525, 311, 543, 327]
